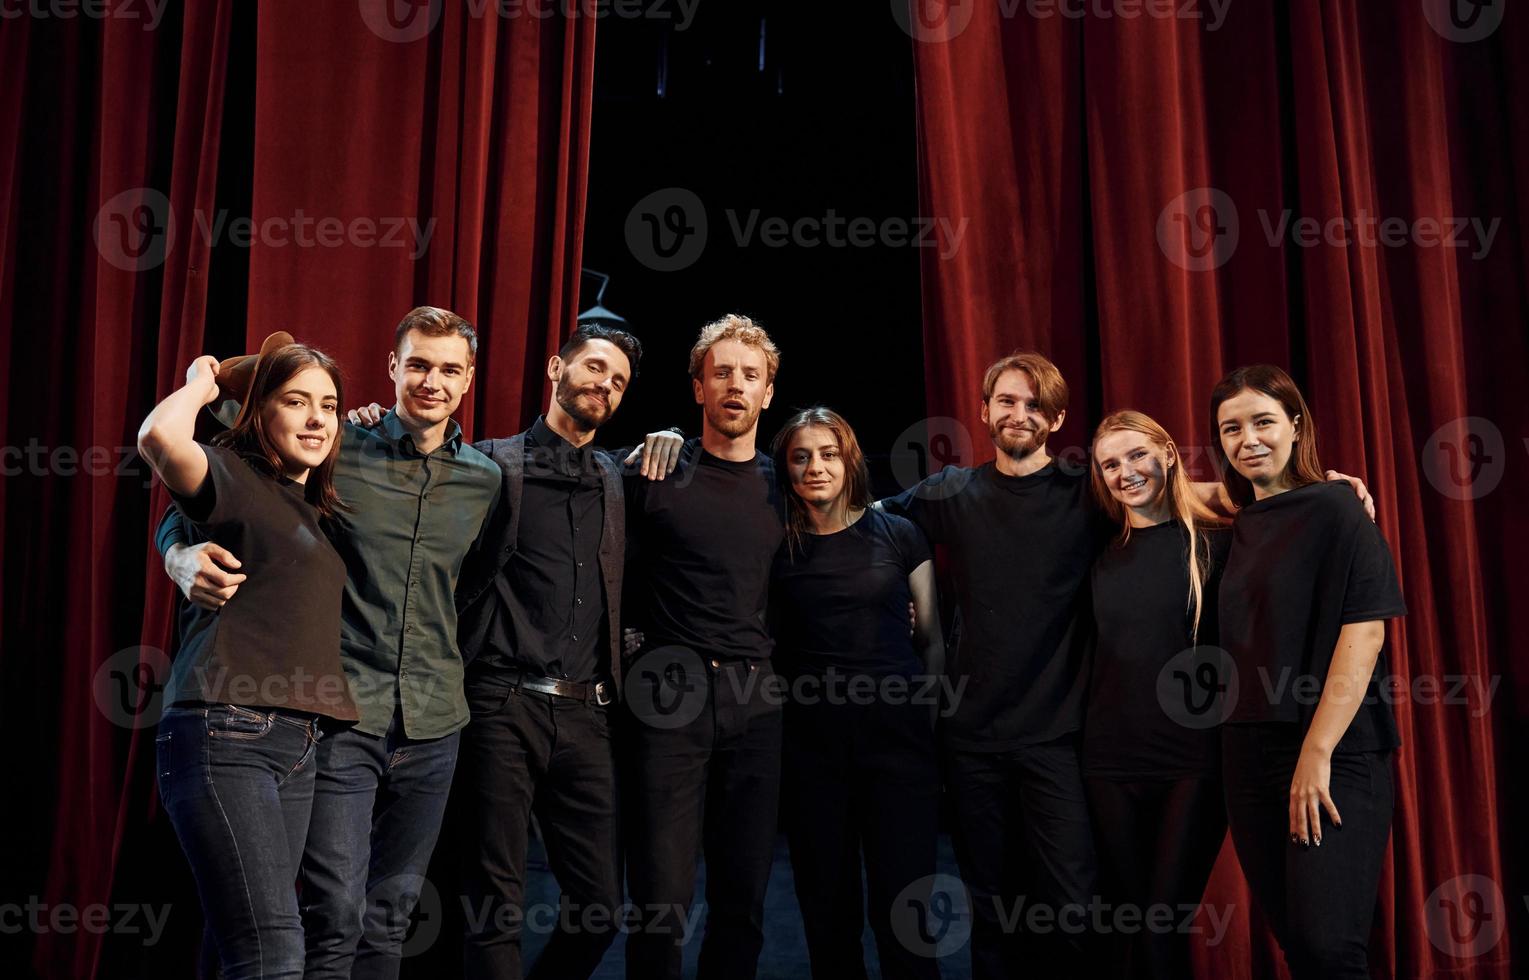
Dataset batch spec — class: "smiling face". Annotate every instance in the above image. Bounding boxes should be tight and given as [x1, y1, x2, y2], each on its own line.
[551, 337, 630, 431]
[259, 365, 340, 482]
[982, 368, 1064, 459]
[1093, 427, 1174, 516]
[694, 338, 774, 439]
[1217, 387, 1301, 495]
[785, 424, 846, 510]
[389, 329, 474, 427]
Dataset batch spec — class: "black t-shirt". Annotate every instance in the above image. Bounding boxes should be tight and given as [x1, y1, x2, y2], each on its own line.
[1084, 521, 1230, 778]
[769, 507, 933, 678]
[167, 444, 357, 721]
[625, 439, 784, 660]
[881, 461, 1110, 750]
[1218, 481, 1407, 752]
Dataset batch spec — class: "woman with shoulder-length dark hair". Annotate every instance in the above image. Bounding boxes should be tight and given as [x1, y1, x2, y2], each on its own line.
[138, 336, 358, 979]
[768, 406, 944, 980]
[1083, 410, 1230, 980]
[1209, 365, 1406, 979]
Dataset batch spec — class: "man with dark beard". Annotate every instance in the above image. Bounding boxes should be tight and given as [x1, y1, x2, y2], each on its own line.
[448, 323, 682, 979]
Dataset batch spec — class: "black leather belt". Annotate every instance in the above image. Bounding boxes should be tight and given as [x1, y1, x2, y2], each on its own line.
[505, 669, 614, 706]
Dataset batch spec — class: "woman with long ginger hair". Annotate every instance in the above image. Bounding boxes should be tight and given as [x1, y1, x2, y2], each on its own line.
[769, 406, 945, 980]
[1210, 365, 1406, 979]
[1084, 410, 1231, 980]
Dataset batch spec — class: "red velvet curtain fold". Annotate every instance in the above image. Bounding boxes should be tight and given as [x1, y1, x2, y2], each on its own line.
[2, 4, 595, 976]
[911, 2, 1524, 978]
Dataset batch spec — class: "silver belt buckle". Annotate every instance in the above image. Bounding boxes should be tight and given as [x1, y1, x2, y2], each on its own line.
[593, 680, 613, 706]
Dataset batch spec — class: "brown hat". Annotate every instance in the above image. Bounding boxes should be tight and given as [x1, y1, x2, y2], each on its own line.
[209, 331, 296, 428]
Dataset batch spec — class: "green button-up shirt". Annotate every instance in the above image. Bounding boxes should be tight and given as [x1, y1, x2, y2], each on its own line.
[331, 410, 499, 738]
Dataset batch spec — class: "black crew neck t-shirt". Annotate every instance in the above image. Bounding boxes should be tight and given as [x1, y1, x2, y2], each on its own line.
[625, 438, 784, 661]
[881, 461, 1110, 750]
[769, 507, 933, 679]
[1084, 521, 1230, 778]
[1218, 481, 1407, 752]
[167, 443, 357, 721]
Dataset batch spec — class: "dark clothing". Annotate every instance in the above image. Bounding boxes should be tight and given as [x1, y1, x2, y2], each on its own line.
[1084, 774, 1226, 980]
[623, 658, 783, 980]
[783, 696, 940, 980]
[457, 671, 621, 978]
[1084, 521, 1229, 778]
[299, 709, 462, 980]
[1218, 481, 1407, 751]
[943, 738, 1099, 980]
[165, 444, 355, 720]
[1222, 725, 1395, 979]
[331, 410, 500, 739]
[156, 704, 324, 980]
[457, 419, 626, 689]
[624, 439, 784, 661]
[769, 508, 932, 678]
[881, 462, 1108, 750]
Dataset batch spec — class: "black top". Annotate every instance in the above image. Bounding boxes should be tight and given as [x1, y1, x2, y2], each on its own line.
[882, 461, 1110, 750]
[475, 417, 608, 682]
[1218, 481, 1407, 752]
[1084, 521, 1230, 778]
[166, 444, 357, 721]
[625, 438, 784, 661]
[769, 507, 933, 678]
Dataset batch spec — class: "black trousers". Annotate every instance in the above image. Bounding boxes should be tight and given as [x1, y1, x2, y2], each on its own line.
[1221, 724, 1395, 980]
[1083, 773, 1226, 980]
[782, 692, 941, 980]
[623, 657, 783, 980]
[943, 735, 1099, 980]
[457, 668, 622, 980]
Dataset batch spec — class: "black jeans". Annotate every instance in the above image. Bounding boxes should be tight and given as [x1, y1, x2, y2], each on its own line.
[299, 706, 461, 980]
[623, 656, 783, 980]
[457, 667, 621, 979]
[943, 735, 1099, 980]
[1222, 724, 1394, 980]
[156, 703, 323, 980]
[1083, 773, 1226, 980]
[782, 691, 941, 980]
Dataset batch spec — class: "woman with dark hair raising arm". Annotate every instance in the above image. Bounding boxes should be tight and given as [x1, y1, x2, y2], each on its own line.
[1083, 410, 1231, 980]
[769, 406, 945, 980]
[137, 338, 357, 979]
[1210, 365, 1406, 979]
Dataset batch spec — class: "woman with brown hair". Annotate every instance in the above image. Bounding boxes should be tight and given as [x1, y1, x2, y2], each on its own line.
[1084, 410, 1230, 980]
[769, 406, 944, 980]
[138, 336, 357, 979]
[1210, 365, 1406, 979]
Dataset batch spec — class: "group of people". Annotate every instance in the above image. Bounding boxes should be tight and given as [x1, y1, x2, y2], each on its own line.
[139, 307, 1406, 980]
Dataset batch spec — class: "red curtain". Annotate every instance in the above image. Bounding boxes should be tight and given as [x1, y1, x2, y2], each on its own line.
[911, 1, 1525, 978]
[2, 3, 595, 976]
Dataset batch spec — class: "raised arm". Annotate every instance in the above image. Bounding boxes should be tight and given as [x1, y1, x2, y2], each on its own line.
[137, 355, 219, 497]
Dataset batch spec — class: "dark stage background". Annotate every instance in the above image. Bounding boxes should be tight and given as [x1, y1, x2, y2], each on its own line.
[1, 2, 1524, 978]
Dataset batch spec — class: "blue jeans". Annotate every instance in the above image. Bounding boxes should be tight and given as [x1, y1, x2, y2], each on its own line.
[299, 708, 461, 980]
[156, 703, 324, 980]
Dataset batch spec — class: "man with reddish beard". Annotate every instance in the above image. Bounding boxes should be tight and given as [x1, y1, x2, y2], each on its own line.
[621, 314, 785, 980]
[880, 351, 1375, 980]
